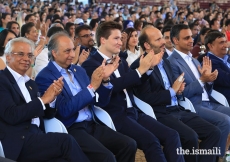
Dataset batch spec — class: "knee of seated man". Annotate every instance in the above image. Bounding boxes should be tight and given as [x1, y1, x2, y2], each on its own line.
[124, 136, 137, 152]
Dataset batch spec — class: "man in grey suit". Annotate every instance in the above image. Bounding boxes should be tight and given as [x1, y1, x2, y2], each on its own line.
[168, 24, 230, 159]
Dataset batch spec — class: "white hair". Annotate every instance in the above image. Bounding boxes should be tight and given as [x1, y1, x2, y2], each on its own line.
[4, 37, 35, 55]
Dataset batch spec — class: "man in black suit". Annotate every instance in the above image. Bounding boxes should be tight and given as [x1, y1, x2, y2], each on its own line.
[131, 25, 221, 162]
[0, 37, 90, 162]
[82, 21, 185, 162]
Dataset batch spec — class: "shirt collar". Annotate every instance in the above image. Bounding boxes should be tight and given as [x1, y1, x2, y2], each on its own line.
[97, 50, 112, 60]
[208, 52, 229, 63]
[165, 48, 174, 56]
[52, 61, 73, 73]
[7, 66, 30, 83]
[174, 49, 193, 61]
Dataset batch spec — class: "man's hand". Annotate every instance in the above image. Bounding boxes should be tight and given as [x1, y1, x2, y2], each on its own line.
[137, 51, 154, 75]
[172, 73, 184, 93]
[90, 66, 104, 90]
[198, 56, 212, 75]
[151, 50, 164, 67]
[78, 49, 89, 65]
[34, 45, 44, 57]
[198, 56, 218, 82]
[41, 77, 64, 104]
[101, 56, 120, 80]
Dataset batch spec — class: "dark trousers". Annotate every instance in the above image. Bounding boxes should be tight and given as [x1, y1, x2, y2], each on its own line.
[157, 106, 221, 162]
[17, 125, 89, 162]
[68, 121, 137, 162]
[115, 107, 184, 162]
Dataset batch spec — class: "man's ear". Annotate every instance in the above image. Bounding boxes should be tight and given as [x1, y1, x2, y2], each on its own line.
[172, 37, 179, 45]
[100, 37, 106, 45]
[144, 42, 150, 50]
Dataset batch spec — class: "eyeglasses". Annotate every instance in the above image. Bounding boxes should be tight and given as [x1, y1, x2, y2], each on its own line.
[10, 52, 34, 59]
[80, 33, 94, 38]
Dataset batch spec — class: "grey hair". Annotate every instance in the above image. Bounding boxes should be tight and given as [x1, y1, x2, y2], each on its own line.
[48, 31, 70, 61]
[4, 37, 35, 55]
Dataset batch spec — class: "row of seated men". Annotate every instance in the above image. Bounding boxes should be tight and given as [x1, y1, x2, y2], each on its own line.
[0, 21, 230, 162]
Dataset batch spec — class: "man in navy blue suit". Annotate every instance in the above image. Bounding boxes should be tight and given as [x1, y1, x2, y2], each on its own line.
[0, 37, 90, 162]
[131, 25, 221, 162]
[82, 21, 185, 162]
[204, 30, 230, 104]
[35, 32, 137, 162]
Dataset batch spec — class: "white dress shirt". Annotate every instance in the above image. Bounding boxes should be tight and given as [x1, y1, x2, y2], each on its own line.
[97, 50, 142, 108]
[175, 49, 209, 101]
[7, 66, 46, 127]
[126, 49, 141, 66]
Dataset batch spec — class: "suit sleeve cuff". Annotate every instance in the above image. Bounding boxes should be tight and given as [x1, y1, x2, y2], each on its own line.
[38, 97, 46, 110]
[135, 69, 141, 78]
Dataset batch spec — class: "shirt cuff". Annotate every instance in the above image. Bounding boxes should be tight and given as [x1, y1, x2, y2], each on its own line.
[49, 98, 56, 108]
[87, 87, 95, 98]
[198, 79, 205, 87]
[135, 69, 141, 78]
[38, 97, 46, 110]
[146, 70, 153, 75]
[169, 87, 176, 97]
[102, 82, 113, 89]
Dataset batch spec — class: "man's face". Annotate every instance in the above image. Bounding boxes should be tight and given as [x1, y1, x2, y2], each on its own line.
[6, 42, 33, 75]
[2, 15, 11, 25]
[173, 29, 193, 54]
[145, 27, 165, 54]
[191, 25, 199, 38]
[208, 36, 227, 58]
[101, 29, 122, 55]
[52, 36, 75, 69]
[28, 15, 36, 25]
[78, 29, 94, 48]
[163, 31, 173, 50]
[212, 20, 220, 30]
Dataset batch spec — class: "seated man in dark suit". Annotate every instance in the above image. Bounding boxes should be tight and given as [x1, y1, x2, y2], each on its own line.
[131, 25, 221, 162]
[204, 30, 230, 104]
[0, 37, 90, 162]
[168, 24, 230, 160]
[35, 32, 137, 162]
[82, 21, 185, 162]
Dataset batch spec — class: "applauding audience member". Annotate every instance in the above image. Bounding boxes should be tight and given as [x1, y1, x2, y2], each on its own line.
[35, 32, 137, 162]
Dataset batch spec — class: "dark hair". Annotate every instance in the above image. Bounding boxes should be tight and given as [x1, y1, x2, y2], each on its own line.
[47, 26, 65, 37]
[225, 19, 230, 26]
[40, 11, 47, 22]
[51, 14, 61, 24]
[25, 13, 35, 22]
[0, 13, 11, 27]
[162, 26, 172, 35]
[89, 18, 99, 29]
[139, 25, 151, 51]
[170, 24, 190, 44]
[209, 18, 218, 27]
[204, 30, 225, 51]
[0, 29, 17, 56]
[21, 22, 35, 37]
[134, 19, 143, 30]
[189, 22, 199, 30]
[75, 24, 91, 37]
[96, 21, 123, 47]
[65, 22, 75, 36]
[124, 28, 139, 51]
[6, 21, 20, 36]
[196, 27, 211, 43]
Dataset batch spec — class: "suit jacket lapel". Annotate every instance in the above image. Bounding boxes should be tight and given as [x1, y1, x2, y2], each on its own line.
[173, 52, 197, 80]
[47, 61, 72, 97]
[3, 68, 26, 101]
[154, 66, 165, 88]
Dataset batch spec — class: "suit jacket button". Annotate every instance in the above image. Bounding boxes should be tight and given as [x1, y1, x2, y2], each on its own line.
[21, 136, 25, 139]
